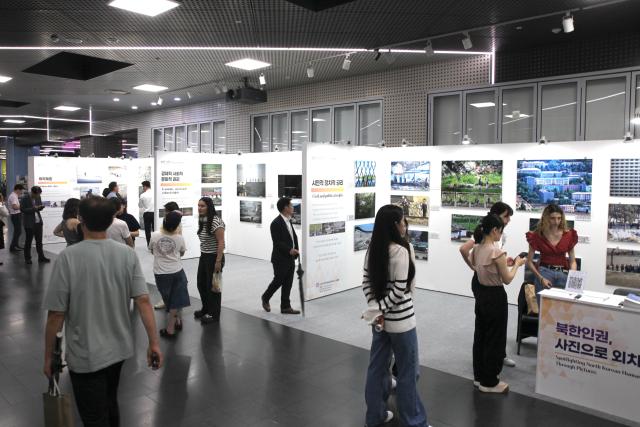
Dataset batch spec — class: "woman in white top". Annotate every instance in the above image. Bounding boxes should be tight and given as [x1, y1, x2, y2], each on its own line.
[470, 214, 525, 393]
[149, 211, 189, 337]
[362, 204, 429, 427]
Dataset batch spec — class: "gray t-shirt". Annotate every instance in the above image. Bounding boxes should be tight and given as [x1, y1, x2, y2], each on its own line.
[43, 239, 148, 373]
[106, 217, 131, 245]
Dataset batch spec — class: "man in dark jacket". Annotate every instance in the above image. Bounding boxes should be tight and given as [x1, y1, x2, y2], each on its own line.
[20, 186, 50, 264]
[261, 197, 300, 314]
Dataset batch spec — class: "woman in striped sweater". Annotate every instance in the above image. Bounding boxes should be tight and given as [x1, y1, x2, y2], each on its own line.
[362, 204, 429, 427]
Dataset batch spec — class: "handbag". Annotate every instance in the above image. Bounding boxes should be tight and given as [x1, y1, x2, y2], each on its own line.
[212, 272, 223, 293]
[524, 283, 539, 315]
[43, 378, 75, 427]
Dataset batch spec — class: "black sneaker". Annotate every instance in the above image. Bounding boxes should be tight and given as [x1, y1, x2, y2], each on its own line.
[193, 309, 205, 319]
[200, 314, 218, 324]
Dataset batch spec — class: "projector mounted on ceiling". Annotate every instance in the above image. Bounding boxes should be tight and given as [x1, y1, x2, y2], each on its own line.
[226, 77, 267, 104]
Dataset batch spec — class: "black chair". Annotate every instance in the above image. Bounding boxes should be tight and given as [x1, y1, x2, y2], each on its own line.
[613, 288, 636, 296]
[516, 281, 539, 355]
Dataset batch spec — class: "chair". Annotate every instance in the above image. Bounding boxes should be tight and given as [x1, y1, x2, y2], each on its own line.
[516, 281, 539, 355]
[613, 288, 636, 296]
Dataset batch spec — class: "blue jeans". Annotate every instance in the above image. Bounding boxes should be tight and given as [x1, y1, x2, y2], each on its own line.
[365, 327, 428, 427]
[535, 266, 568, 304]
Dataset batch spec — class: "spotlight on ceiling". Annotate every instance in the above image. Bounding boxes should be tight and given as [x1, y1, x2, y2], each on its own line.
[259, 73, 266, 86]
[342, 55, 351, 71]
[187, 91, 192, 99]
[562, 12, 574, 33]
[113, 97, 120, 102]
[173, 97, 181, 101]
[538, 135, 549, 145]
[623, 132, 634, 143]
[401, 139, 408, 147]
[157, 97, 163, 106]
[461, 32, 473, 50]
[631, 108, 640, 125]
[461, 134, 472, 145]
[306, 65, 315, 78]
[424, 40, 435, 56]
[131, 105, 138, 110]
[151, 102, 157, 106]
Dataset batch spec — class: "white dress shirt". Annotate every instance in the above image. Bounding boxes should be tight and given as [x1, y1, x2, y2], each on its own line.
[138, 189, 154, 213]
[280, 213, 294, 247]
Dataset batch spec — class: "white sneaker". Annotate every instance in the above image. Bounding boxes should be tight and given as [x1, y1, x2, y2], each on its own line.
[473, 380, 480, 387]
[384, 411, 393, 423]
[154, 301, 165, 310]
[391, 377, 397, 390]
[503, 357, 516, 367]
[479, 381, 509, 393]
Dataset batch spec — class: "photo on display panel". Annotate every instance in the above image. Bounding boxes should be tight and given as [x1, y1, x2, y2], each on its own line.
[608, 204, 640, 243]
[516, 159, 592, 217]
[408, 230, 428, 261]
[390, 195, 429, 226]
[606, 248, 640, 289]
[291, 202, 301, 225]
[451, 214, 483, 242]
[529, 217, 575, 232]
[610, 159, 640, 197]
[159, 207, 194, 218]
[355, 192, 376, 220]
[201, 164, 222, 184]
[237, 164, 266, 197]
[354, 223, 374, 252]
[441, 160, 502, 209]
[390, 161, 430, 191]
[354, 160, 376, 188]
[278, 175, 302, 199]
[78, 185, 101, 199]
[240, 200, 262, 224]
[76, 165, 102, 184]
[309, 221, 346, 237]
[201, 187, 222, 206]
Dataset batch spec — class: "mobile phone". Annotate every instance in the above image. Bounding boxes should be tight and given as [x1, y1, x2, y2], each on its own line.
[151, 352, 159, 369]
[518, 252, 528, 259]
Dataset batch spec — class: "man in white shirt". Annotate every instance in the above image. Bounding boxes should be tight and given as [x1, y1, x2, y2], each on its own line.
[8, 184, 25, 252]
[139, 180, 154, 247]
[106, 198, 134, 248]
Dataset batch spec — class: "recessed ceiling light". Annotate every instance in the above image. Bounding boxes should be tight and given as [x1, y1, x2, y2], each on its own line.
[54, 105, 81, 111]
[133, 84, 168, 92]
[108, 0, 180, 17]
[0, 75, 12, 83]
[131, 105, 138, 110]
[173, 97, 181, 101]
[113, 97, 120, 102]
[4, 119, 25, 124]
[225, 58, 271, 71]
[469, 102, 495, 108]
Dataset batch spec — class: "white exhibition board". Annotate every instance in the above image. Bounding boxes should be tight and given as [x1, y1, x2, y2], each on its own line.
[28, 156, 153, 244]
[302, 140, 640, 304]
[154, 151, 302, 261]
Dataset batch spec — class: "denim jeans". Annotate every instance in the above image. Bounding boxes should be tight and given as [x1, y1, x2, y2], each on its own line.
[365, 327, 428, 427]
[535, 266, 568, 304]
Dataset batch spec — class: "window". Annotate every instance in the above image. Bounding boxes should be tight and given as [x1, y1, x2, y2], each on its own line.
[271, 113, 289, 152]
[585, 76, 628, 140]
[175, 126, 186, 152]
[539, 82, 578, 142]
[153, 128, 163, 153]
[291, 111, 308, 151]
[253, 115, 269, 152]
[311, 108, 331, 142]
[358, 102, 382, 146]
[187, 124, 199, 152]
[432, 94, 461, 145]
[163, 127, 174, 151]
[200, 122, 212, 153]
[501, 86, 535, 143]
[213, 121, 226, 153]
[334, 105, 355, 144]
[465, 91, 497, 144]
[634, 74, 640, 138]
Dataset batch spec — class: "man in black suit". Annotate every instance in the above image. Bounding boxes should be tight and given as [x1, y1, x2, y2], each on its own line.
[20, 186, 50, 265]
[261, 197, 300, 314]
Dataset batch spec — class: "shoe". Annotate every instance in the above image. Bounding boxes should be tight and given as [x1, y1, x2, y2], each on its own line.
[384, 411, 393, 423]
[479, 381, 509, 393]
[281, 307, 300, 315]
[503, 357, 516, 367]
[154, 301, 166, 310]
[175, 320, 183, 331]
[473, 380, 480, 387]
[193, 309, 205, 319]
[38, 257, 51, 263]
[261, 298, 271, 312]
[10, 247, 22, 253]
[391, 377, 397, 390]
[159, 329, 177, 338]
[25, 259, 32, 265]
[200, 314, 218, 324]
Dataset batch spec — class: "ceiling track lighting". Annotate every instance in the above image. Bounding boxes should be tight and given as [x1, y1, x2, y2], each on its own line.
[424, 40, 434, 56]
[461, 32, 473, 50]
[306, 64, 315, 78]
[562, 12, 574, 33]
[259, 73, 266, 85]
[461, 134, 473, 145]
[342, 54, 351, 71]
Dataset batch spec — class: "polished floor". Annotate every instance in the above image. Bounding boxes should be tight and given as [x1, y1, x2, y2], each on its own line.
[0, 250, 632, 427]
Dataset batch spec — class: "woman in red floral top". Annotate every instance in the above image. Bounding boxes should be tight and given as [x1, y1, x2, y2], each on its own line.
[526, 204, 578, 297]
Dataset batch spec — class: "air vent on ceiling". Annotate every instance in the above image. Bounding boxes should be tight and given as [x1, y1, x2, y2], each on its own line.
[284, 0, 357, 11]
[0, 99, 30, 108]
[23, 52, 133, 81]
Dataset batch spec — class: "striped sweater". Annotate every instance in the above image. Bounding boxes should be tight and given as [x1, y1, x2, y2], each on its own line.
[362, 243, 416, 333]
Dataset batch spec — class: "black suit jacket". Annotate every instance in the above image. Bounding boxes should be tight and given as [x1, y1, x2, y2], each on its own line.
[270, 215, 299, 264]
[20, 195, 43, 229]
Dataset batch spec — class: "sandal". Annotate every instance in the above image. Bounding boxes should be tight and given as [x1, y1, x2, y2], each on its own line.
[175, 320, 183, 331]
[159, 329, 177, 338]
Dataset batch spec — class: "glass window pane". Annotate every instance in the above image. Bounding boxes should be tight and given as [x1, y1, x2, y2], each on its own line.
[502, 87, 535, 143]
[291, 111, 308, 151]
[213, 121, 226, 153]
[635, 75, 640, 137]
[334, 106, 355, 144]
[175, 126, 186, 152]
[153, 128, 163, 152]
[359, 103, 382, 146]
[585, 77, 627, 140]
[163, 127, 174, 151]
[253, 116, 269, 152]
[271, 113, 289, 152]
[466, 91, 496, 144]
[433, 95, 461, 145]
[540, 82, 578, 142]
[187, 124, 199, 152]
[200, 123, 212, 153]
[311, 108, 331, 142]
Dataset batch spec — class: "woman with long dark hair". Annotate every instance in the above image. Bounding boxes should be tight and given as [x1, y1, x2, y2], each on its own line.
[471, 214, 525, 393]
[195, 197, 225, 324]
[362, 204, 428, 427]
[53, 198, 83, 246]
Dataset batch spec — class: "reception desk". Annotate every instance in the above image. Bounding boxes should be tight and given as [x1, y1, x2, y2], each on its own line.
[536, 289, 640, 423]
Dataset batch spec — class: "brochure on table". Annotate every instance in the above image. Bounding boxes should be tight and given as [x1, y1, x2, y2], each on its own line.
[28, 156, 153, 244]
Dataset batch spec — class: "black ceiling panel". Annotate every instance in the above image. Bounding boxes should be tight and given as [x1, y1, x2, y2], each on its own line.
[22, 52, 133, 80]
[284, 0, 358, 11]
[0, 99, 30, 108]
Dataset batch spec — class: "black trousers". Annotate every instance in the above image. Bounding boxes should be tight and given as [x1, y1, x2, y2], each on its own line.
[262, 260, 295, 310]
[473, 282, 508, 387]
[23, 223, 45, 261]
[143, 212, 154, 247]
[10, 213, 21, 249]
[197, 253, 223, 319]
[0, 220, 4, 250]
[69, 361, 124, 427]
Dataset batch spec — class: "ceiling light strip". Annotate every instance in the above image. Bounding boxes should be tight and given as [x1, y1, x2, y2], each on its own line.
[0, 115, 90, 123]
